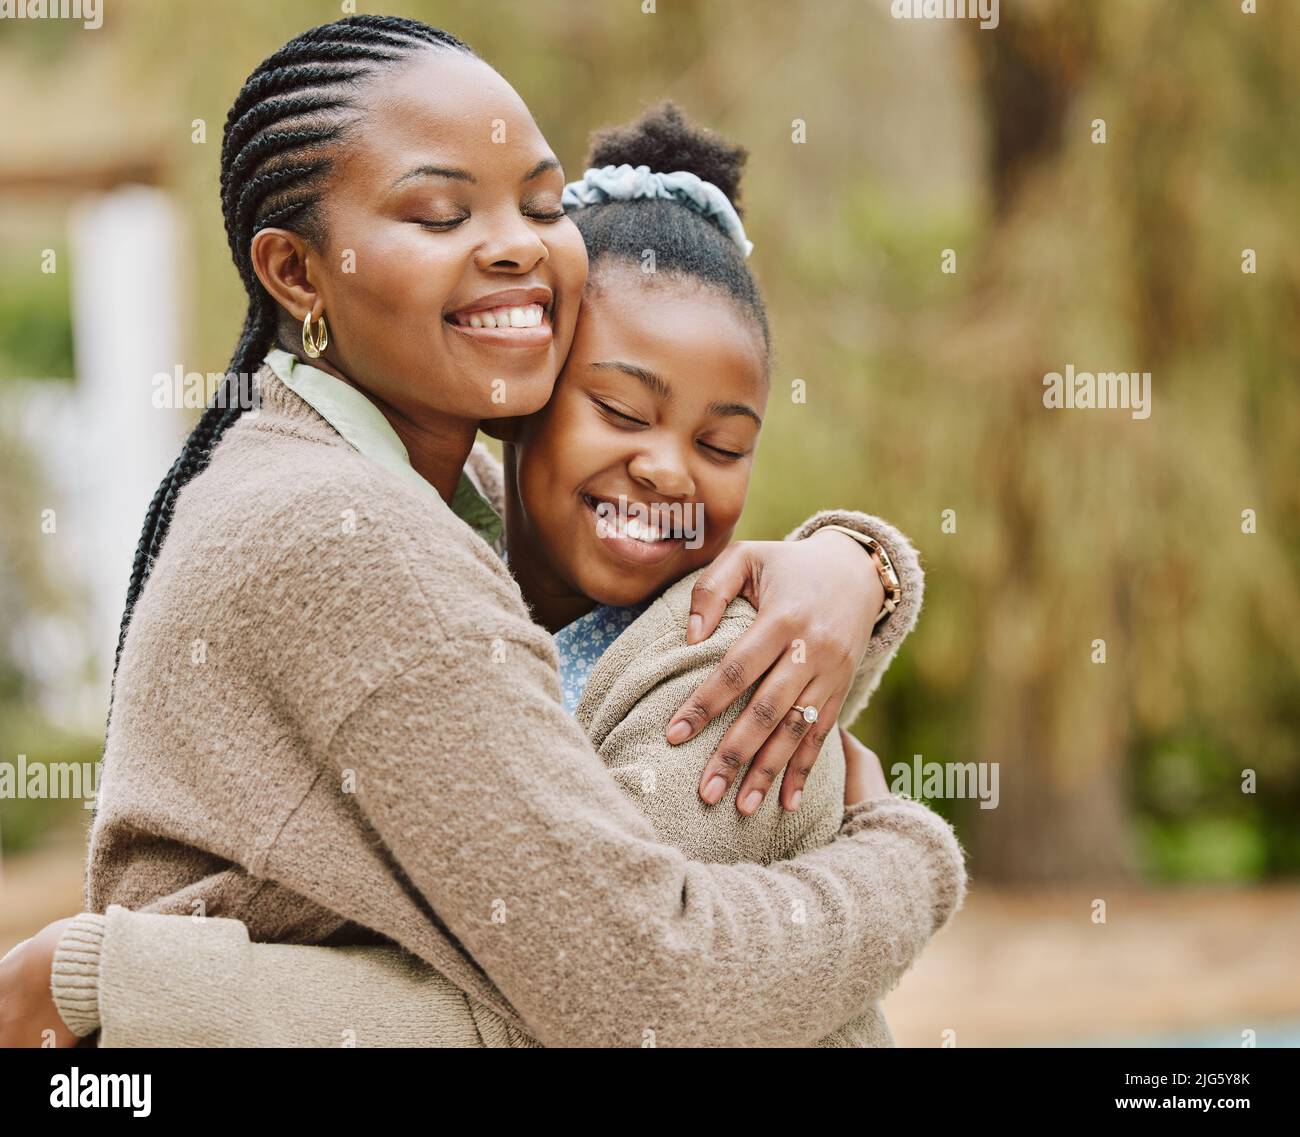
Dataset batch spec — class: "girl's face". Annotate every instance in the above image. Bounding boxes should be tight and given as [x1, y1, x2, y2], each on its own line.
[310, 50, 588, 424]
[509, 265, 769, 609]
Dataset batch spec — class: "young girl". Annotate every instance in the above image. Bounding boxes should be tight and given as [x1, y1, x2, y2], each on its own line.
[1, 16, 962, 1049]
[32, 104, 950, 1048]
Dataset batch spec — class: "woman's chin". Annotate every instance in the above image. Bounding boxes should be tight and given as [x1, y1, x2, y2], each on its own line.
[475, 372, 558, 420]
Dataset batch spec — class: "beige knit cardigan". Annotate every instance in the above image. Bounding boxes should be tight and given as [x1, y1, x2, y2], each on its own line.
[55, 364, 966, 1047]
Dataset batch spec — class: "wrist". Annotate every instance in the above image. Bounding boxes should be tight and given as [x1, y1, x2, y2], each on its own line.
[49, 913, 106, 1039]
[810, 524, 900, 627]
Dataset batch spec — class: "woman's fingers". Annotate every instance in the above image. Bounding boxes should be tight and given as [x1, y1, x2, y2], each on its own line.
[668, 604, 788, 747]
[840, 728, 891, 805]
[682, 544, 751, 646]
[730, 676, 841, 815]
[776, 686, 847, 810]
[696, 662, 812, 809]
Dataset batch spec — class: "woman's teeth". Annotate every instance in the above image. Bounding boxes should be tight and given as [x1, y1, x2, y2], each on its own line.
[453, 303, 545, 329]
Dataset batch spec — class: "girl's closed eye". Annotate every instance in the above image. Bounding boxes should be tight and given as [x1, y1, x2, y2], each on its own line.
[699, 440, 747, 461]
[591, 396, 649, 428]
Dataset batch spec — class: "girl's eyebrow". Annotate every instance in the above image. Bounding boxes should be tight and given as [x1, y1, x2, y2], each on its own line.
[708, 400, 763, 427]
[391, 156, 559, 190]
[590, 361, 762, 426]
[590, 360, 670, 400]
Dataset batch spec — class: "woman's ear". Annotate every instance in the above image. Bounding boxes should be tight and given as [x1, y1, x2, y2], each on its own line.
[479, 416, 521, 443]
[250, 228, 320, 324]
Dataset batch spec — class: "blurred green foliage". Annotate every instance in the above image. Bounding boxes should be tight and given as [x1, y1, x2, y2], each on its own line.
[0, 246, 75, 380]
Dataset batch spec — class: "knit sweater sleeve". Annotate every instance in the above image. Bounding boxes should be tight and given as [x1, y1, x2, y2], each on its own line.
[784, 509, 925, 726]
[314, 529, 965, 1047]
[52, 906, 518, 1048]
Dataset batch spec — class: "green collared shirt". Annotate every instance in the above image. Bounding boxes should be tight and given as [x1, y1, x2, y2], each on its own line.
[264, 349, 503, 546]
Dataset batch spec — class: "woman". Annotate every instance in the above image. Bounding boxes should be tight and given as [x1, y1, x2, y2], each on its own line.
[0, 16, 963, 1048]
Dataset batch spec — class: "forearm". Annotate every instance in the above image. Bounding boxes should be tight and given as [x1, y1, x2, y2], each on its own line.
[336, 630, 965, 1048]
[52, 907, 511, 1047]
[786, 509, 925, 725]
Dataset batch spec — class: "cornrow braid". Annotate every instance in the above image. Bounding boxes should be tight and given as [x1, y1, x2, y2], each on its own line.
[111, 16, 475, 685]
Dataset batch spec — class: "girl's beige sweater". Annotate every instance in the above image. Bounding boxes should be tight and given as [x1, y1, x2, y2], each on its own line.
[55, 365, 966, 1048]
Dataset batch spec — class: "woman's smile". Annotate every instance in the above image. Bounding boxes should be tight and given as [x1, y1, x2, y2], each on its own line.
[445, 286, 554, 348]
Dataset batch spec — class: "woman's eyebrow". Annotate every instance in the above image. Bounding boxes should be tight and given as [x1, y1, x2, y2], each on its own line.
[391, 164, 477, 188]
[523, 157, 561, 182]
[390, 157, 558, 191]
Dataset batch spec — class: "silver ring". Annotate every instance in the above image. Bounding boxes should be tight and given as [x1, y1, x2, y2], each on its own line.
[792, 704, 819, 725]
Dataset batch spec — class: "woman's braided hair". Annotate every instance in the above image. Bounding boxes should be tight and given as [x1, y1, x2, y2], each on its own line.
[112, 16, 474, 680]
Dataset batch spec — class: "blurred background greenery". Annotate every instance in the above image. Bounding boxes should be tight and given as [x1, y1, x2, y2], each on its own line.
[0, 0, 1297, 1045]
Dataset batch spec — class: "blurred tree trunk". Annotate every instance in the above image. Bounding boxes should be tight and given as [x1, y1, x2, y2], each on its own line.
[960, 5, 1137, 883]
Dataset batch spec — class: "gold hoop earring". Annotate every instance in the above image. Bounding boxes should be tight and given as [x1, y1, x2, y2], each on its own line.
[302, 312, 329, 359]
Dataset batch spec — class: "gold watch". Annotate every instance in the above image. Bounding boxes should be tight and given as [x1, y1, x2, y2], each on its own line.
[814, 524, 902, 626]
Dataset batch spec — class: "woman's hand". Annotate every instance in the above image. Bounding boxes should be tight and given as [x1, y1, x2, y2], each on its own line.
[667, 529, 886, 815]
[0, 917, 80, 1048]
[840, 728, 891, 807]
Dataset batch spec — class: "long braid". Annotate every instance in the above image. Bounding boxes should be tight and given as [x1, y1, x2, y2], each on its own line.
[110, 16, 475, 687]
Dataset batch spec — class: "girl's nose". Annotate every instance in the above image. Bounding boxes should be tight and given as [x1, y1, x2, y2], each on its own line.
[628, 444, 695, 500]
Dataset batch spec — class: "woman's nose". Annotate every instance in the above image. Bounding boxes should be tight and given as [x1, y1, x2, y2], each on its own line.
[628, 444, 695, 500]
[473, 209, 549, 274]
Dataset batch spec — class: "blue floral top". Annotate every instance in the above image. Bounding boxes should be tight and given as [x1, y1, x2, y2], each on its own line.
[501, 550, 650, 716]
[552, 601, 650, 715]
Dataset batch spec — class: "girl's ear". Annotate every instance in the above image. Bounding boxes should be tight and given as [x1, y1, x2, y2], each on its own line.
[479, 416, 521, 443]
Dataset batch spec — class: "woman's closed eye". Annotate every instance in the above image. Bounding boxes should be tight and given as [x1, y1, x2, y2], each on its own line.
[412, 213, 470, 231]
[411, 203, 566, 231]
[522, 198, 567, 223]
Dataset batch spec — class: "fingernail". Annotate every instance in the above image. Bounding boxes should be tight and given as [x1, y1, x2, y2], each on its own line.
[687, 614, 702, 644]
[788, 789, 803, 812]
[667, 720, 692, 745]
[740, 790, 763, 814]
[702, 775, 727, 804]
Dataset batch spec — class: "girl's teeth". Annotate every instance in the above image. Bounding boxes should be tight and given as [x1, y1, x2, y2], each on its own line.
[625, 517, 662, 542]
[456, 303, 544, 329]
